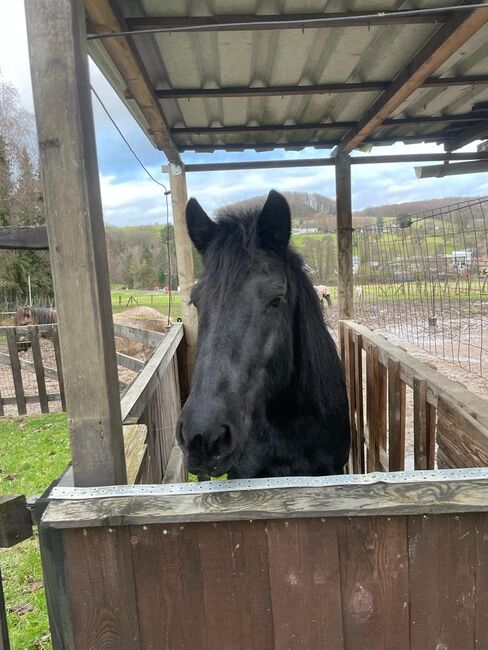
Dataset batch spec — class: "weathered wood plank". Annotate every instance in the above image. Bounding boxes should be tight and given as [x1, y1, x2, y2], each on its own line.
[0, 384, 4, 418]
[366, 347, 381, 471]
[388, 359, 406, 471]
[162, 442, 186, 484]
[354, 334, 365, 473]
[475, 513, 488, 647]
[29, 326, 49, 413]
[113, 323, 163, 348]
[347, 327, 358, 474]
[198, 520, 273, 648]
[0, 225, 48, 250]
[63, 527, 141, 648]
[413, 378, 429, 470]
[26, 0, 126, 485]
[0, 393, 61, 406]
[0, 324, 58, 336]
[121, 323, 183, 423]
[0, 566, 10, 650]
[42, 477, 488, 528]
[6, 330, 26, 416]
[343, 320, 488, 429]
[116, 351, 144, 372]
[123, 424, 147, 485]
[437, 398, 488, 468]
[0, 495, 33, 548]
[338, 516, 409, 649]
[130, 523, 207, 647]
[409, 513, 477, 649]
[267, 518, 344, 648]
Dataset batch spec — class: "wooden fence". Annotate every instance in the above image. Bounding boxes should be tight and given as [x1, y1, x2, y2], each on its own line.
[339, 320, 488, 473]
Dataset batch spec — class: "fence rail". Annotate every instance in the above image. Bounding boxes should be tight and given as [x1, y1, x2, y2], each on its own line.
[340, 320, 488, 474]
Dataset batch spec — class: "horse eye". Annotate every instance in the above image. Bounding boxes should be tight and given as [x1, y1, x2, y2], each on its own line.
[269, 296, 282, 308]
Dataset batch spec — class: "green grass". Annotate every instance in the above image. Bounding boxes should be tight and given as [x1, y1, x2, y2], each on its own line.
[0, 413, 70, 650]
[111, 290, 182, 319]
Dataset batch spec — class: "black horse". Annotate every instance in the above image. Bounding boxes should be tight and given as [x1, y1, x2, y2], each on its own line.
[177, 190, 350, 479]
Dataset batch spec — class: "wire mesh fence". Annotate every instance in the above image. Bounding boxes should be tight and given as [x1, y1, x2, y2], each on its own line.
[354, 196, 488, 377]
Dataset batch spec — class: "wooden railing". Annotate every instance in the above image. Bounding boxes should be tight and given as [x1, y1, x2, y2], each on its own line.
[340, 320, 488, 473]
[120, 322, 186, 484]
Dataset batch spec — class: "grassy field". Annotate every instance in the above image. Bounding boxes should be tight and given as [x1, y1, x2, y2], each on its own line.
[0, 413, 70, 650]
[111, 290, 182, 318]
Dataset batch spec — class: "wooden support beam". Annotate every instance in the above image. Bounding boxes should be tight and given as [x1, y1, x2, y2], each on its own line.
[124, 10, 451, 33]
[445, 120, 488, 151]
[415, 159, 488, 177]
[0, 226, 48, 250]
[0, 495, 33, 547]
[335, 155, 353, 320]
[156, 76, 488, 100]
[334, 6, 488, 154]
[26, 0, 127, 486]
[168, 164, 198, 381]
[171, 112, 483, 135]
[84, 0, 180, 162]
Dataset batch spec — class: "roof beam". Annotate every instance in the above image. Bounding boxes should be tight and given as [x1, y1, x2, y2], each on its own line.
[84, 0, 180, 162]
[445, 119, 488, 150]
[181, 152, 488, 173]
[124, 10, 450, 33]
[0, 226, 48, 250]
[415, 159, 488, 177]
[333, 6, 488, 155]
[155, 76, 488, 100]
[171, 113, 483, 135]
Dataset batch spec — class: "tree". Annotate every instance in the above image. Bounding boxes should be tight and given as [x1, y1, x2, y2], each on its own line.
[123, 252, 137, 289]
[0, 135, 11, 227]
[138, 245, 155, 288]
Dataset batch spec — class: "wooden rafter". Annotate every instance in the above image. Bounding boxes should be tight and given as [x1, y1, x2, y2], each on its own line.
[84, 0, 180, 162]
[333, 6, 488, 155]
[445, 119, 488, 150]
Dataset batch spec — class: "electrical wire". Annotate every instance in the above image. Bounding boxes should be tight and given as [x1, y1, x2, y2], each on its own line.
[90, 85, 173, 324]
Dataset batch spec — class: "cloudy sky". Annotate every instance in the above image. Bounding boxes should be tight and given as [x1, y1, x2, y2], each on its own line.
[1, 0, 488, 227]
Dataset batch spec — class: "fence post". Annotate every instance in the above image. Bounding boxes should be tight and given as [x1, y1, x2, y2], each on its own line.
[25, 0, 127, 486]
[335, 155, 354, 320]
[168, 163, 198, 381]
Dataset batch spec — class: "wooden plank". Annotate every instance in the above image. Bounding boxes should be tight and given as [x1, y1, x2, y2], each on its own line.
[123, 424, 147, 485]
[116, 351, 144, 372]
[413, 378, 428, 470]
[162, 442, 186, 484]
[347, 328, 358, 474]
[475, 513, 488, 647]
[130, 523, 207, 648]
[335, 155, 353, 319]
[0, 566, 10, 650]
[0, 383, 4, 418]
[125, 10, 453, 32]
[26, 0, 126, 486]
[198, 520, 273, 648]
[0, 323, 57, 336]
[0, 352, 58, 382]
[0, 495, 32, 548]
[29, 326, 49, 413]
[343, 321, 488, 429]
[5, 330, 26, 416]
[37, 526, 75, 649]
[169, 165, 198, 380]
[267, 518, 344, 648]
[338, 516, 409, 649]
[113, 322, 163, 348]
[85, 0, 180, 161]
[176, 332, 190, 405]
[437, 398, 488, 468]
[377, 359, 388, 452]
[354, 334, 365, 473]
[334, 7, 488, 153]
[42, 477, 488, 529]
[52, 328, 65, 411]
[0, 393, 62, 407]
[63, 527, 141, 648]
[0, 225, 48, 250]
[388, 359, 406, 471]
[120, 323, 183, 423]
[366, 347, 381, 471]
[409, 513, 477, 649]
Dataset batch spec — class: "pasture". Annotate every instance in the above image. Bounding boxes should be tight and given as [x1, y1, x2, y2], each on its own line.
[0, 412, 70, 650]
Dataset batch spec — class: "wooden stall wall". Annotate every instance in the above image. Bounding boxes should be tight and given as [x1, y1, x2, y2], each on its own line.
[341, 321, 488, 473]
[50, 511, 488, 649]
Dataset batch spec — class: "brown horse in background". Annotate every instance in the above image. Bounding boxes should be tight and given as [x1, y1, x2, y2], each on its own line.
[13, 306, 57, 351]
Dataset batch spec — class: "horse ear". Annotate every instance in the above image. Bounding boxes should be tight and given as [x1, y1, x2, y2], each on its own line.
[258, 190, 291, 253]
[186, 198, 217, 255]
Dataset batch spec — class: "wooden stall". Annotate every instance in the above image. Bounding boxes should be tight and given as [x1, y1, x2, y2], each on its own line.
[12, 0, 488, 648]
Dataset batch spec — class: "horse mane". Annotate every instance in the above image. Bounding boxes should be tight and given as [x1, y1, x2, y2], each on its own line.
[202, 207, 344, 418]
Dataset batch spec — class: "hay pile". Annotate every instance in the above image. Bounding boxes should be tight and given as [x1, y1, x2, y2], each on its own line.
[113, 307, 173, 357]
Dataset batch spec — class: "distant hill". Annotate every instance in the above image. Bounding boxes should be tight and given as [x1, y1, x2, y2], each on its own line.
[353, 196, 480, 221]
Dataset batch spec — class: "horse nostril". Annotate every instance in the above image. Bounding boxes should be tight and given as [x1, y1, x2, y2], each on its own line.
[211, 425, 233, 458]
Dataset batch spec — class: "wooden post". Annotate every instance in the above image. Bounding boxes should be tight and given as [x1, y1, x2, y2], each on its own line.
[169, 163, 198, 381]
[335, 155, 354, 320]
[25, 0, 127, 486]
